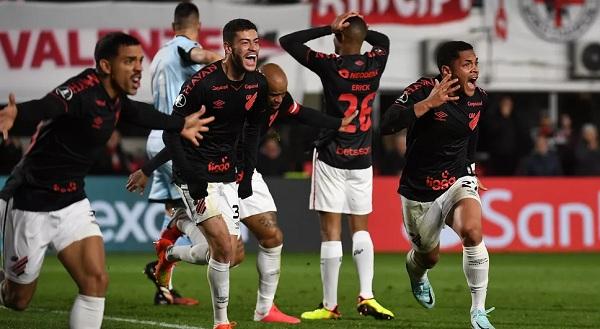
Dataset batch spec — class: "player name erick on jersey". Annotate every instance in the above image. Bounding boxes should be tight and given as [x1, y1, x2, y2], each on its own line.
[314, 50, 388, 169]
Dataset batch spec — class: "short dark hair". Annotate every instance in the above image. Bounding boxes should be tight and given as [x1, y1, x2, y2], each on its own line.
[343, 16, 367, 41]
[174, 2, 199, 28]
[94, 32, 140, 69]
[223, 19, 257, 44]
[436, 41, 473, 70]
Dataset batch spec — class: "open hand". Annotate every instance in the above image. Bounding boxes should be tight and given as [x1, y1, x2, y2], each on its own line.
[425, 75, 460, 109]
[0, 93, 18, 140]
[181, 106, 215, 146]
[331, 11, 360, 33]
[339, 110, 359, 133]
[126, 169, 148, 195]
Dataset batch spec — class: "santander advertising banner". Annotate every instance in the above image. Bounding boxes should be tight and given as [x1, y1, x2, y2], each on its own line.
[371, 177, 600, 252]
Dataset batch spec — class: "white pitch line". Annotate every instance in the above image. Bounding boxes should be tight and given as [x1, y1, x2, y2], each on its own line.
[30, 308, 206, 329]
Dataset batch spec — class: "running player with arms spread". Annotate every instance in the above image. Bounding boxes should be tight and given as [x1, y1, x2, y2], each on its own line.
[381, 41, 495, 329]
[127, 63, 356, 324]
[0, 32, 212, 329]
[280, 12, 394, 320]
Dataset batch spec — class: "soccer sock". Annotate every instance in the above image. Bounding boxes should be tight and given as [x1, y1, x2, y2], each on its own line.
[463, 241, 490, 312]
[169, 244, 210, 265]
[406, 249, 429, 283]
[69, 294, 105, 329]
[320, 241, 342, 310]
[352, 231, 374, 299]
[208, 258, 230, 326]
[255, 244, 282, 316]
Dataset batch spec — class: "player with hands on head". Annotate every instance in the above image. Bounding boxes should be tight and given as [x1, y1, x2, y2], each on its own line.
[280, 11, 394, 321]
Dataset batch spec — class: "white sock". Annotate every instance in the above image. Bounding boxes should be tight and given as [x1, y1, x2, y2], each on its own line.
[352, 231, 374, 299]
[255, 244, 282, 316]
[170, 244, 209, 265]
[176, 215, 206, 245]
[463, 241, 489, 312]
[208, 258, 230, 326]
[320, 241, 342, 310]
[69, 294, 105, 329]
[406, 249, 428, 283]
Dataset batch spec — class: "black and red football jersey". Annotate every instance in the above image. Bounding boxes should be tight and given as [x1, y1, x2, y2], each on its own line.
[382, 76, 488, 202]
[280, 26, 389, 169]
[5, 69, 184, 211]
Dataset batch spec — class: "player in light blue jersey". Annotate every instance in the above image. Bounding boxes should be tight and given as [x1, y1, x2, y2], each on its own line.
[142, 1, 221, 305]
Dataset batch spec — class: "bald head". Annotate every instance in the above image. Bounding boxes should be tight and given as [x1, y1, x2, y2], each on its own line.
[260, 63, 288, 110]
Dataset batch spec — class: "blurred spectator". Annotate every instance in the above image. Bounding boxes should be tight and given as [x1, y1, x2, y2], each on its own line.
[0, 137, 23, 175]
[520, 135, 562, 176]
[574, 123, 600, 176]
[484, 95, 525, 176]
[91, 130, 138, 175]
[257, 133, 288, 177]
[554, 113, 577, 175]
[532, 111, 555, 140]
[378, 130, 406, 176]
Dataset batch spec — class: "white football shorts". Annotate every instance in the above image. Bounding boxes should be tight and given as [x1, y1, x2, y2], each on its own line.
[1, 198, 102, 284]
[239, 170, 277, 219]
[177, 182, 240, 236]
[309, 151, 372, 215]
[400, 175, 481, 253]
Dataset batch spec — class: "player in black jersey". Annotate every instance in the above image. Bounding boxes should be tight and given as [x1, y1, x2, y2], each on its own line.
[0, 32, 213, 329]
[126, 62, 356, 324]
[161, 18, 269, 329]
[280, 12, 394, 320]
[381, 41, 495, 329]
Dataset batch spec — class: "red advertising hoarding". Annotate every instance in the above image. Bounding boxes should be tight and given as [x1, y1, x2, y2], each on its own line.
[311, 0, 472, 26]
[371, 177, 600, 252]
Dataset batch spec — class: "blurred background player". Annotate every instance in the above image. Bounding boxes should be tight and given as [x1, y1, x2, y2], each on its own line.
[127, 62, 357, 324]
[162, 18, 267, 329]
[381, 41, 495, 329]
[280, 12, 394, 320]
[142, 1, 221, 306]
[0, 32, 212, 329]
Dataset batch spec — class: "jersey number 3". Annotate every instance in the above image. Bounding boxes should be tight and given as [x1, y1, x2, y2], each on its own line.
[339, 92, 375, 133]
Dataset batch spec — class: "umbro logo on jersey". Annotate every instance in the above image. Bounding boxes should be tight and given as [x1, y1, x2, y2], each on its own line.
[245, 92, 257, 110]
[95, 99, 106, 107]
[434, 111, 448, 121]
[213, 99, 225, 109]
[175, 94, 186, 107]
[354, 59, 365, 66]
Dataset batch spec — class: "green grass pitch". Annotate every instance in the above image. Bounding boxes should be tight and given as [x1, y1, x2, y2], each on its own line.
[1, 252, 598, 328]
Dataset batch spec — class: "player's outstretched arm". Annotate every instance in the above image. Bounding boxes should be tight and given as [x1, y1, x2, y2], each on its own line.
[178, 46, 222, 65]
[0, 93, 17, 140]
[124, 100, 213, 147]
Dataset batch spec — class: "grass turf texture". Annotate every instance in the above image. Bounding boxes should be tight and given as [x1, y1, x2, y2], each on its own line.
[0, 253, 598, 328]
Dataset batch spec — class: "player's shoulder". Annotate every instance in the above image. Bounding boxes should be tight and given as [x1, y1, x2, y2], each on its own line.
[312, 50, 339, 61]
[52, 68, 100, 101]
[365, 46, 388, 58]
[248, 70, 269, 90]
[404, 76, 436, 95]
[181, 61, 221, 93]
